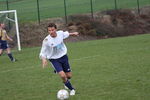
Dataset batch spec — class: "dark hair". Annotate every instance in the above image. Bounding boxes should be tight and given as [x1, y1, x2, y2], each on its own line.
[47, 23, 57, 29]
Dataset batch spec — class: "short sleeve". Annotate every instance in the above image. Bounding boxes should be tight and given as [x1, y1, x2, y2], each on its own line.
[63, 31, 69, 39]
[39, 38, 48, 59]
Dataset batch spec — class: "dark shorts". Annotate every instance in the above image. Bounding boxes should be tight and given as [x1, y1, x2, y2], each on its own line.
[0, 40, 9, 50]
[49, 55, 71, 73]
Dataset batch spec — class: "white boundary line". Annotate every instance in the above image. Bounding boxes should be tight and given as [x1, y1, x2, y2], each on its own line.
[71, 54, 101, 61]
[0, 66, 35, 73]
[0, 54, 101, 74]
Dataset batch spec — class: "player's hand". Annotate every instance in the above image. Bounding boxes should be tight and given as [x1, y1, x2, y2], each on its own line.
[9, 38, 13, 41]
[42, 58, 48, 68]
[6, 35, 13, 41]
[69, 32, 79, 36]
[73, 32, 79, 36]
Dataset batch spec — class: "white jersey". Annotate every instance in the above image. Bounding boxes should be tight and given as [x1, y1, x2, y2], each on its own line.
[39, 30, 69, 59]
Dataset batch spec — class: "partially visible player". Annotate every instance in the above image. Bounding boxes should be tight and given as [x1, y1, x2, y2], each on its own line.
[0, 23, 16, 62]
[39, 23, 79, 96]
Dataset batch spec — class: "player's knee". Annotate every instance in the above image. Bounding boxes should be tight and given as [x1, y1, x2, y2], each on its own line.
[60, 75, 67, 82]
[0, 52, 2, 56]
[66, 73, 72, 79]
[60, 75, 66, 79]
[67, 76, 72, 79]
[58, 71, 67, 82]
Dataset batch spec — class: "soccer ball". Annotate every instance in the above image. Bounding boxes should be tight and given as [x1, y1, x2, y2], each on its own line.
[57, 89, 69, 100]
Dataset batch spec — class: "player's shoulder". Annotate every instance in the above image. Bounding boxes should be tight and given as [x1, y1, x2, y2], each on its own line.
[2, 29, 6, 33]
[57, 30, 64, 34]
[57, 30, 69, 36]
[43, 35, 50, 42]
[43, 38, 48, 42]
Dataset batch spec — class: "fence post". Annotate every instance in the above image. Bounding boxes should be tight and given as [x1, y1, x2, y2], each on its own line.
[64, 0, 68, 24]
[36, 0, 40, 24]
[114, 0, 117, 10]
[6, 0, 11, 30]
[137, 0, 140, 14]
[90, 0, 94, 19]
[6, 0, 9, 10]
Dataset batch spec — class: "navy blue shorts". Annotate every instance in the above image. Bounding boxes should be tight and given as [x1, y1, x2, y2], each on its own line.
[49, 55, 71, 73]
[0, 40, 9, 50]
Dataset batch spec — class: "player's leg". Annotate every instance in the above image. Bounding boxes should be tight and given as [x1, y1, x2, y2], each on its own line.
[65, 72, 72, 79]
[50, 58, 75, 95]
[0, 41, 3, 56]
[64, 72, 72, 89]
[62, 55, 73, 81]
[1, 41, 15, 61]
[61, 55, 76, 95]
[49, 59, 69, 83]
[62, 55, 72, 79]
[0, 49, 3, 56]
[64, 72, 75, 96]
[59, 71, 74, 90]
[58, 71, 75, 95]
[6, 47, 15, 62]
[58, 71, 68, 83]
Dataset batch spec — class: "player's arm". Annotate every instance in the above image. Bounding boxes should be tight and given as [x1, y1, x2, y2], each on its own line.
[41, 57, 48, 68]
[6, 34, 13, 41]
[69, 32, 79, 36]
[39, 40, 48, 68]
[0, 30, 2, 40]
[63, 31, 79, 39]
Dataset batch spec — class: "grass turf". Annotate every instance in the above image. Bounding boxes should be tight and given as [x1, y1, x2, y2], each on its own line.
[0, 34, 150, 100]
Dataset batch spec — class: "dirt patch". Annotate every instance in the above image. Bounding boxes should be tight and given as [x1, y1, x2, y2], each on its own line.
[15, 6, 150, 47]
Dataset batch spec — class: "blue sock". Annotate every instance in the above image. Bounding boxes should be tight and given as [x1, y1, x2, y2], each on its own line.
[64, 80, 74, 90]
[8, 53, 14, 61]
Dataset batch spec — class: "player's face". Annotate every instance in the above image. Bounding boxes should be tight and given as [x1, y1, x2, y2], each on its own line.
[1, 24, 5, 28]
[48, 27, 57, 37]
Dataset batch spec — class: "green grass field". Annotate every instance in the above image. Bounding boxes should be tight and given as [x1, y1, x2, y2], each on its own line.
[0, 0, 150, 22]
[0, 34, 150, 100]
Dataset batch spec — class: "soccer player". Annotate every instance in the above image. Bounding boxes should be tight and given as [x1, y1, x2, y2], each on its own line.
[0, 23, 16, 62]
[39, 23, 79, 96]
